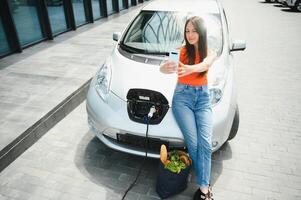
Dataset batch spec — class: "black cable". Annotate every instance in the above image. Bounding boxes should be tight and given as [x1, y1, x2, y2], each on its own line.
[121, 116, 150, 200]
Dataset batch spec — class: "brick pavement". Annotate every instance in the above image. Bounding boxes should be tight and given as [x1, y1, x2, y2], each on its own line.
[0, 98, 299, 199]
[0, 103, 195, 200]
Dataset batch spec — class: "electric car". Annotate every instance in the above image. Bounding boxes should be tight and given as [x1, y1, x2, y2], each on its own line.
[285, 0, 301, 11]
[86, 0, 246, 158]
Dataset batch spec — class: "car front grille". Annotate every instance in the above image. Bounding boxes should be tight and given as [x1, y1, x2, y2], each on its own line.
[116, 133, 169, 153]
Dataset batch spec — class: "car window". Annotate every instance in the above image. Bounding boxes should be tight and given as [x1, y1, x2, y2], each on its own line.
[122, 11, 222, 55]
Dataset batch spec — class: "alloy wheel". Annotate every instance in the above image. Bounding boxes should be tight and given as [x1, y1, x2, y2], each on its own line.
[296, 1, 301, 11]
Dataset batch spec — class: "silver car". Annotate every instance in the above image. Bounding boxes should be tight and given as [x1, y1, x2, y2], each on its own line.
[86, 0, 246, 158]
[285, 0, 301, 11]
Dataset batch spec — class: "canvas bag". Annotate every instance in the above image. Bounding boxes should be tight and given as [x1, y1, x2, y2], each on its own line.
[156, 161, 191, 199]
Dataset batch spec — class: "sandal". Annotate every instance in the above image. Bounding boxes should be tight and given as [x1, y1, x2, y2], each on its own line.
[208, 185, 213, 198]
[193, 187, 214, 200]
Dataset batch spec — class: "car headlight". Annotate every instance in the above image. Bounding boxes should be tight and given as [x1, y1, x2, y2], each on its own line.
[209, 88, 223, 106]
[209, 70, 227, 107]
[95, 59, 112, 101]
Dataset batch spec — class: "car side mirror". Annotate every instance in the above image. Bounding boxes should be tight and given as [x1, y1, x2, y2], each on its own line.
[113, 32, 121, 41]
[230, 40, 246, 52]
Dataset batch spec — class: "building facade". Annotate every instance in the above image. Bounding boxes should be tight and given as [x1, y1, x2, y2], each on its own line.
[0, 0, 146, 58]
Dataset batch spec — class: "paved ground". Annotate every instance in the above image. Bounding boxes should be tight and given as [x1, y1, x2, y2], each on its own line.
[0, 102, 194, 200]
[0, 0, 301, 199]
[0, 3, 143, 151]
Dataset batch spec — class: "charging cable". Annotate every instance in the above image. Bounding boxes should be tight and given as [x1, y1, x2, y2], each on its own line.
[121, 106, 156, 200]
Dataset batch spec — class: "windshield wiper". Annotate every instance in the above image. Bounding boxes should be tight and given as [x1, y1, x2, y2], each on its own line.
[141, 51, 168, 56]
[119, 43, 168, 56]
[119, 43, 143, 54]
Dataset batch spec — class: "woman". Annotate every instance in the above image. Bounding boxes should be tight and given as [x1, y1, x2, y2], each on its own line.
[160, 16, 217, 200]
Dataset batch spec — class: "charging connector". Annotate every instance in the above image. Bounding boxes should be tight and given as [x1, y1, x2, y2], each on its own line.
[127, 89, 169, 125]
[148, 106, 156, 118]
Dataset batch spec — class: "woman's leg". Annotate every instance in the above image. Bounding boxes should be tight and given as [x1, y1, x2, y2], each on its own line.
[194, 87, 213, 188]
[172, 98, 199, 172]
[172, 92, 199, 179]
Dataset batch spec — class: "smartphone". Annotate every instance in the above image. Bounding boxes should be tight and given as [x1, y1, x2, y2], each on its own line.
[169, 50, 179, 64]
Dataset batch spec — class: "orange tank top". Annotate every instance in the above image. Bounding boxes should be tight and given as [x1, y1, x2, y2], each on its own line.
[177, 47, 207, 86]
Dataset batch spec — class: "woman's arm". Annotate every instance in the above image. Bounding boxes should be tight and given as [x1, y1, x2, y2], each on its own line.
[195, 49, 217, 72]
[178, 50, 217, 77]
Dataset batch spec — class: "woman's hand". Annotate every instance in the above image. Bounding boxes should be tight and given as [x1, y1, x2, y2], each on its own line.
[178, 61, 196, 77]
[160, 60, 177, 74]
[180, 50, 217, 75]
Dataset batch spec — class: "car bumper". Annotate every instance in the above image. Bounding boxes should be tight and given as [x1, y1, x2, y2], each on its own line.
[86, 71, 237, 158]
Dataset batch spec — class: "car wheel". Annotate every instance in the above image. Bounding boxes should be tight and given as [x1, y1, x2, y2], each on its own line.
[265, 0, 271, 2]
[294, 0, 301, 11]
[227, 105, 239, 141]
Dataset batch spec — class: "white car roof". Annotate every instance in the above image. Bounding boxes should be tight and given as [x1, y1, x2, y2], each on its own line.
[142, 0, 220, 14]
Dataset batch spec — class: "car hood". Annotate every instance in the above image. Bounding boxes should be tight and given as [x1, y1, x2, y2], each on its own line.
[109, 47, 226, 104]
[110, 48, 178, 104]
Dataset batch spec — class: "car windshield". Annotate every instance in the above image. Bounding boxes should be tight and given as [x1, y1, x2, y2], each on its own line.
[121, 11, 222, 55]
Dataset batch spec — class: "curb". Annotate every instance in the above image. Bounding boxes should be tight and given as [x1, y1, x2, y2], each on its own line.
[0, 78, 92, 172]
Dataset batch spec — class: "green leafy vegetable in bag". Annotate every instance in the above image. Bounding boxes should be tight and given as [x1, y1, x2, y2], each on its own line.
[164, 151, 188, 173]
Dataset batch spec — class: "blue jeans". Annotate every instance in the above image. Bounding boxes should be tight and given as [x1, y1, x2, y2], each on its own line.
[172, 83, 213, 187]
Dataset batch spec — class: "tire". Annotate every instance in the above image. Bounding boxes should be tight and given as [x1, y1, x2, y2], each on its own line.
[294, 0, 301, 11]
[227, 105, 239, 141]
[265, 0, 271, 2]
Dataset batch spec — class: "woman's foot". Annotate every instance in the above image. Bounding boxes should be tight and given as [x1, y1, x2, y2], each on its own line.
[193, 187, 213, 200]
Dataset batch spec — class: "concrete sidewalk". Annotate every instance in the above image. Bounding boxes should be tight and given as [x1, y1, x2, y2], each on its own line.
[0, 4, 145, 171]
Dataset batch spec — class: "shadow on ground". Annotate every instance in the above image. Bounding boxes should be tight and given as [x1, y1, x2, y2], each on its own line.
[74, 131, 233, 199]
[280, 8, 301, 12]
[258, 1, 275, 4]
[273, 4, 286, 7]
[74, 131, 160, 199]
[211, 142, 232, 186]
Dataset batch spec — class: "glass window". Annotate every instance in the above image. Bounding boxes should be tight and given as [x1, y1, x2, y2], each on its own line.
[10, 0, 43, 46]
[0, 17, 10, 55]
[122, 11, 222, 54]
[92, 0, 102, 19]
[106, 0, 115, 15]
[72, 0, 87, 25]
[46, 0, 67, 34]
[128, 0, 132, 7]
[118, 0, 126, 10]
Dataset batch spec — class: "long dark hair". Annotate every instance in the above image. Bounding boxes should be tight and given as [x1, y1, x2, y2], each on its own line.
[184, 16, 207, 65]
